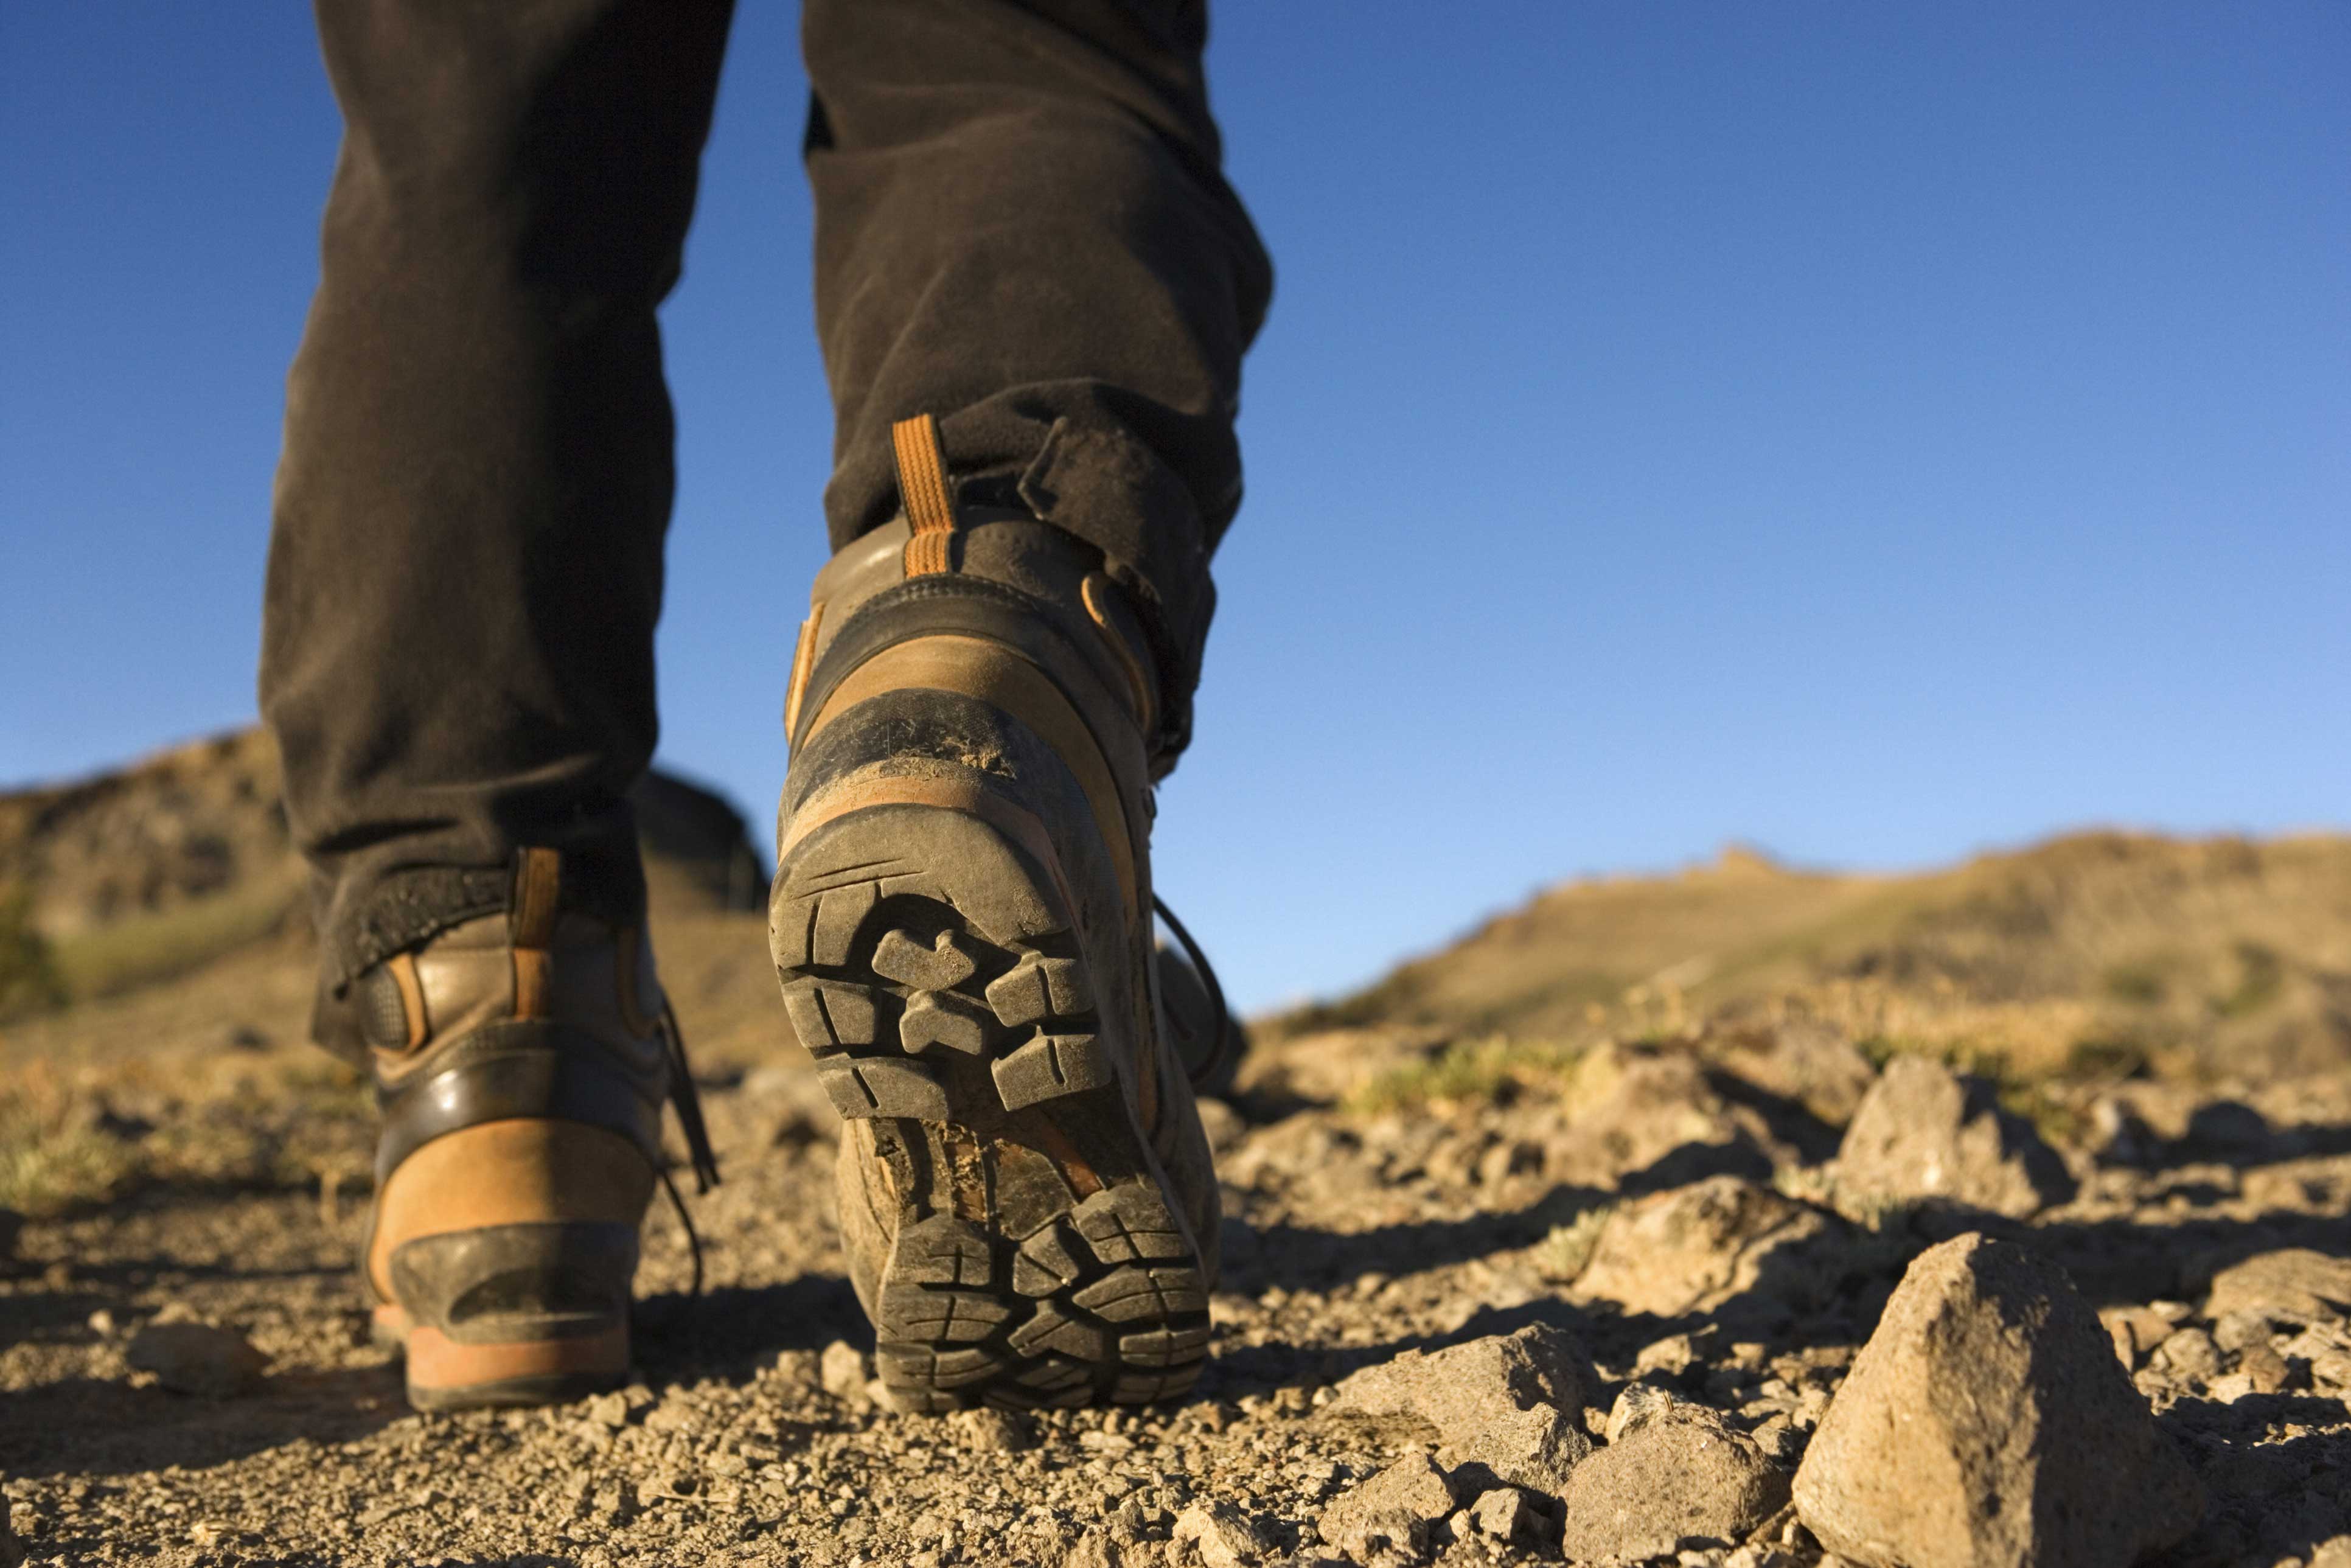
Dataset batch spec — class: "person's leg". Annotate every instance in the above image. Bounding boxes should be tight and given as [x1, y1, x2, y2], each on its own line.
[263, 0, 733, 1037]
[784, 0, 1267, 1410]
[801, 0, 1271, 766]
[262, 0, 733, 1410]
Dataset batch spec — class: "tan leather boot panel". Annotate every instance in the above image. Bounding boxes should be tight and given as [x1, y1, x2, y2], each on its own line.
[798, 633, 1143, 920]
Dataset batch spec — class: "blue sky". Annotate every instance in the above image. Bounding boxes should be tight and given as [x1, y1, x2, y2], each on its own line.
[3, 5, 2346, 1012]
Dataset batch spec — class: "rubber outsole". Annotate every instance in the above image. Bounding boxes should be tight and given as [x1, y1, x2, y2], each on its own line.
[371, 1303, 630, 1413]
[774, 801, 1211, 1411]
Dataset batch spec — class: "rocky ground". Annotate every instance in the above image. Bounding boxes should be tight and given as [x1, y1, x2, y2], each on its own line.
[5, 1010, 2350, 1567]
[5, 736, 2350, 1566]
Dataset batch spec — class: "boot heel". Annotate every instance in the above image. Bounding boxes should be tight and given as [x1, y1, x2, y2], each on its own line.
[387, 1220, 638, 1410]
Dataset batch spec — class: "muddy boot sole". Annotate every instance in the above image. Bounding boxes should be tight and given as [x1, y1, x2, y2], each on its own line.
[776, 801, 1211, 1411]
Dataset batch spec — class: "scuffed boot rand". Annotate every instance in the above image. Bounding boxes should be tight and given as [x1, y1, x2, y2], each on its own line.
[775, 414, 1225, 1412]
[357, 848, 717, 1412]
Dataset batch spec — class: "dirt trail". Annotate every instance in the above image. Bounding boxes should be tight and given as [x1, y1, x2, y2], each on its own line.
[6, 1017, 2350, 1567]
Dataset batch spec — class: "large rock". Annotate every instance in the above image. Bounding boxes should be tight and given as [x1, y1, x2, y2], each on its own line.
[1834, 1055, 2075, 1218]
[1333, 1322, 1596, 1491]
[1570, 1175, 1846, 1320]
[2202, 1248, 2351, 1323]
[1558, 1402, 1790, 1560]
[1794, 1233, 2203, 1568]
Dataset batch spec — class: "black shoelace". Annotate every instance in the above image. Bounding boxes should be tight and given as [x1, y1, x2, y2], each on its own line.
[1155, 894, 1237, 1093]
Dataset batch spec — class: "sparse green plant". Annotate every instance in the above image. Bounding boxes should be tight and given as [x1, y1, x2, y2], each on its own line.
[2210, 941, 2283, 1019]
[0, 883, 66, 1020]
[1344, 1033, 1579, 1114]
[1533, 1203, 1614, 1282]
[2101, 960, 2168, 1006]
[2062, 1036, 2150, 1083]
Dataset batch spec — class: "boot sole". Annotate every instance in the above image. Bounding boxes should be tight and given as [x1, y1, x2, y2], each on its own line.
[372, 1303, 630, 1412]
[775, 799, 1211, 1411]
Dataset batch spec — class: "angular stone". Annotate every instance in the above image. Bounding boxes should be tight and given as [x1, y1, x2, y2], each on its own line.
[2203, 1248, 2351, 1323]
[1603, 1381, 1680, 1443]
[1571, 1175, 1845, 1319]
[1333, 1322, 1596, 1450]
[819, 1339, 871, 1401]
[1559, 1402, 1788, 1561]
[1467, 1486, 1541, 1544]
[1318, 1453, 1457, 1554]
[1172, 1499, 1276, 1568]
[125, 1321, 266, 1397]
[1793, 1233, 2204, 1568]
[945, 1406, 1033, 1453]
[1834, 1054, 2075, 1218]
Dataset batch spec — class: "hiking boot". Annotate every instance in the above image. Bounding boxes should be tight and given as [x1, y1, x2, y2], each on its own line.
[356, 849, 717, 1412]
[773, 415, 1227, 1410]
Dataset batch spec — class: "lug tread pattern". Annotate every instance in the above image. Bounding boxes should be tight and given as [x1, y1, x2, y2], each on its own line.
[776, 807, 1211, 1409]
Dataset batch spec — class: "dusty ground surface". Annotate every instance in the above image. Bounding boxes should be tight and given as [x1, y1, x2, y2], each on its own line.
[4, 734, 2350, 1566]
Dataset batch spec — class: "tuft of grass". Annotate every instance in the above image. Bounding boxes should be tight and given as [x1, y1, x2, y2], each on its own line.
[0, 1056, 373, 1218]
[0, 1067, 142, 1215]
[1344, 1034, 1579, 1115]
[1533, 1204, 1614, 1282]
[2210, 941, 2283, 1020]
[0, 883, 66, 1021]
[2101, 960, 2168, 1006]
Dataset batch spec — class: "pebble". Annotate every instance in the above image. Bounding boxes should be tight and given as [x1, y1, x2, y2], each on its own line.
[124, 1321, 266, 1397]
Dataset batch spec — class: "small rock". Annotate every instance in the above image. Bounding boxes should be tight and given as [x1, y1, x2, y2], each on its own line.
[1173, 1499, 1275, 1568]
[583, 1390, 630, 1430]
[2154, 1326, 2221, 1382]
[2237, 1341, 2291, 1394]
[1559, 1403, 1789, 1561]
[1604, 1381, 1681, 1443]
[1792, 1233, 2203, 1568]
[1467, 1486, 1540, 1544]
[2311, 1537, 2351, 1568]
[1712, 1019, 1880, 1128]
[2204, 1248, 2351, 1323]
[124, 1321, 266, 1397]
[819, 1339, 871, 1400]
[1635, 1331, 1701, 1379]
[1062, 1529, 1127, 1568]
[1456, 1404, 1592, 1495]
[1333, 1321, 1595, 1441]
[1572, 1176, 1845, 1319]
[2208, 1308, 2273, 1353]
[771, 1347, 820, 1385]
[86, 1308, 119, 1338]
[2095, 1305, 2172, 1369]
[1547, 1045, 1792, 1188]
[1333, 1322, 1597, 1490]
[1832, 1054, 2075, 1218]
[1319, 1452, 1457, 1555]
[947, 1406, 1034, 1452]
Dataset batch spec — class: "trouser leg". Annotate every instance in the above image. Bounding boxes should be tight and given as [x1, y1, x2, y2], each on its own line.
[260, 0, 733, 1039]
[802, 0, 1272, 759]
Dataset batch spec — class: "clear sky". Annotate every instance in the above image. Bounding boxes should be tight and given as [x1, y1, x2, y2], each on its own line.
[4, 5, 2346, 1013]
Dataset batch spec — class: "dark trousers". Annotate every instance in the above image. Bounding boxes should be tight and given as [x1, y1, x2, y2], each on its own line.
[260, 0, 1270, 1021]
